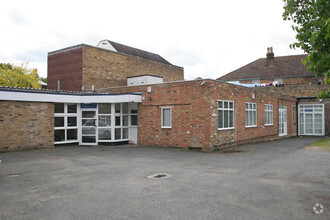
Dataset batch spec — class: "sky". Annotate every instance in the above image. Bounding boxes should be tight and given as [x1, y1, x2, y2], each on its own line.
[0, 0, 304, 80]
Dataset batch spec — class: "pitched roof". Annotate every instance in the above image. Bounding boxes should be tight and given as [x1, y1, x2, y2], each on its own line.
[105, 40, 171, 65]
[218, 54, 315, 81]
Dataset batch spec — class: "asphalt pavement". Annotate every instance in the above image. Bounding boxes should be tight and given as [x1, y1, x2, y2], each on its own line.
[0, 137, 329, 219]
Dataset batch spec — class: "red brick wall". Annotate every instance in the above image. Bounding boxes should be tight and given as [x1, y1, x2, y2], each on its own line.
[47, 47, 83, 91]
[108, 80, 297, 150]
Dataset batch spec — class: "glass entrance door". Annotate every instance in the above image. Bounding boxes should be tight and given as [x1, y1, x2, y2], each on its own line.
[81, 109, 97, 145]
[279, 106, 287, 136]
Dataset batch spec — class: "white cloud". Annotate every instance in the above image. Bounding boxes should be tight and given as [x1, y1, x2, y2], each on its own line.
[0, 0, 304, 79]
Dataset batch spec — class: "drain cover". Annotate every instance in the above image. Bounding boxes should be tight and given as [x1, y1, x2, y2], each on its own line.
[147, 173, 171, 179]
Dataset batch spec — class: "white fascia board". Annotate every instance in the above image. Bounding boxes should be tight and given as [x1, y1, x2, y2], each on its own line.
[0, 91, 142, 103]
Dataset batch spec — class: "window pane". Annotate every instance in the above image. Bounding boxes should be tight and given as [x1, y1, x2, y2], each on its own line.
[163, 109, 171, 127]
[82, 119, 95, 126]
[98, 128, 111, 140]
[67, 104, 77, 113]
[229, 110, 234, 127]
[224, 102, 228, 108]
[98, 104, 111, 114]
[55, 103, 64, 113]
[224, 110, 229, 127]
[270, 112, 273, 124]
[82, 136, 95, 143]
[115, 116, 121, 126]
[115, 103, 121, 113]
[253, 111, 256, 125]
[115, 128, 121, 140]
[131, 115, 137, 126]
[245, 103, 248, 109]
[218, 101, 223, 108]
[123, 128, 128, 139]
[67, 117, 77, 127]
[54, 130, 65, 142]
[131, 110, 138, 114]
[123, 115, 129, 126]
[122, 103, 128, 114]
[82, 111, 95, 118]
[67, 129, 77, 140]
[82, 127, 96, 135]
[229, 102, 233, 109]
[54, 117, 64, 127]
[245, 111, 248, 125]
[218, 110, 223, 128]
[98, 115, 111, 126]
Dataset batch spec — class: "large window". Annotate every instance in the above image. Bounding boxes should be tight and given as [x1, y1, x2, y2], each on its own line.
[245, 103, 257, 127]
[265, 104, 273, 126]
[298, 104, 324, 135]
[54, 103, 78, 144]
[218, 100, 234, 130]
[161, 106, 172, 128]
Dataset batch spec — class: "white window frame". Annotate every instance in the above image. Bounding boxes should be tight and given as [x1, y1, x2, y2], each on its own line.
[298, 104, 325, 136]
[54, 103, 79, 144]
[160, 106, 172, 129]
[245, 102, 257, 128]
[264, 104, 273, 126]
[218, 100, 234, 130]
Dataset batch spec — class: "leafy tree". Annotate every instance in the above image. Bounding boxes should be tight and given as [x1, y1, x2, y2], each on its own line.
[0, 63, 41, 89]
[282, 0, 330, 98]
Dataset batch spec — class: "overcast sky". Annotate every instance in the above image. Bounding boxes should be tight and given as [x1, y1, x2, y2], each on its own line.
[0, 0, 304, 80]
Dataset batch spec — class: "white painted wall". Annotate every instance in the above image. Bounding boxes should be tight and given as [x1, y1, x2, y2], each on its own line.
[127, 75, 163, 86]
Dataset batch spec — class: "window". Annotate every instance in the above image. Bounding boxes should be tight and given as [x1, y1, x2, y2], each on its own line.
[161, 107, 172, 128]
[218, 100, 234, 130]
[245, 102, 257, 127]
[54, 103, 78, 144]
[265, 104, 273, 126]
[298, 104, 324, 135]
[293, 107, 296, 123]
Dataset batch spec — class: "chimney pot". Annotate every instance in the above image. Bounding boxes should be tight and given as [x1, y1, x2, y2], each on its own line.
[266, 47, 275, 67]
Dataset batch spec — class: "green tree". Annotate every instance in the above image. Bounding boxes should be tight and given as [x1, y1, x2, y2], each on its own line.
[0, 63, 41, 89]
[282, 0, 330, 98]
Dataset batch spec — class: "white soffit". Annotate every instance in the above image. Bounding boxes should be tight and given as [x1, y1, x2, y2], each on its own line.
[0, 91, 142, 103]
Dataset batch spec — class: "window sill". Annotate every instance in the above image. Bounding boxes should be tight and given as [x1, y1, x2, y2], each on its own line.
[218, 127, 235, 131]
[162, 127, 172, 129]
[245, 125, 257, 128]
[265, 124, 273, 127]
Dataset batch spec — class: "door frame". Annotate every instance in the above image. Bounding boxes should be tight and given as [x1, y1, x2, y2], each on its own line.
[80, 107, 98, 145]
[279, 106, 287, 136]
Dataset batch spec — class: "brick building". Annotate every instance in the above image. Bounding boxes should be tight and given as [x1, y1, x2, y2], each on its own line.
[0, 42, 327, 152]
[0, 78, 298, 152]
[218, 47, 329, 137]
[47, 40, 184, 91]
[218, 47, 323, 85]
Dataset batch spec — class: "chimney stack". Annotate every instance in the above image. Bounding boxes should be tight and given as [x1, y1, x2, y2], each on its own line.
[266, 47, 274, 67]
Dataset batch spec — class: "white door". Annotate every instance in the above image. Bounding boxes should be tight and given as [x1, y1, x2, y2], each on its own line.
[81, 109, 97, 145]
[279, 106, 287, 136]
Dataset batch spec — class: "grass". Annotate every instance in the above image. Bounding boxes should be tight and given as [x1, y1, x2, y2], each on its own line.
[305, 137, 330, 152]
